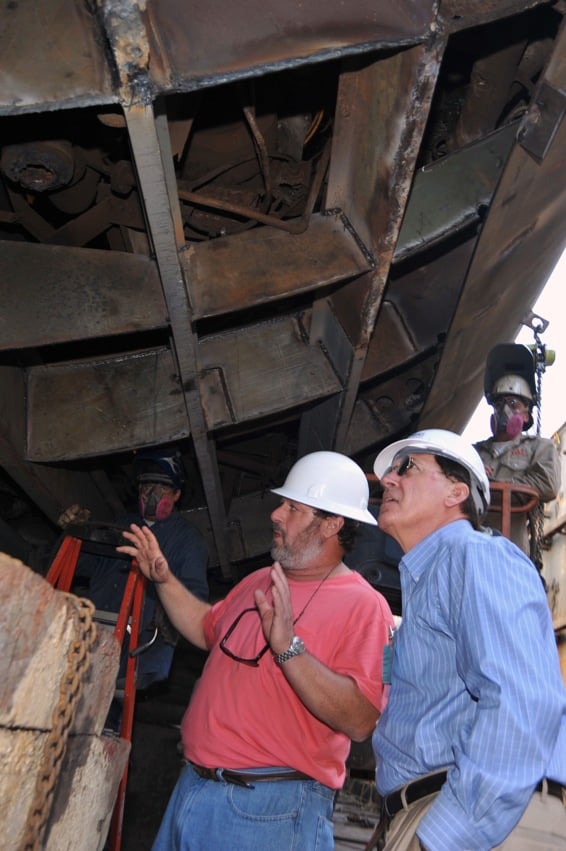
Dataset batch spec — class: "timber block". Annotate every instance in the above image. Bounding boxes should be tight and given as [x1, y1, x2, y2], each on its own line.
[0, 728, 44, 851]
[0, 728, 129, 851]
[73, 624, 121, 736]
[45, 733, 130, 851]
[0, 553, 121, 735]
[0, 554, 76, 729]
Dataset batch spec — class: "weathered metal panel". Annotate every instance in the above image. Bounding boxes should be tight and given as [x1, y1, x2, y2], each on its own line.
[185, 212, 371, 319]
[144, 0, 436, 88]
[394, 123, 517, 261]
[420, 22, 566, 433]
[0, 366, 112, 524]
[0, 0, 115, 114]
[325, 44, 443, 345]
[344, 354, 440, 456]
[440, 0, 550, 32]
[362, 238, 477, 382]
[299, 43, 442, 454]
[26, 349, 189, 461]
[26, 320, 342, 458]
[198, 317, 342, 428]
[0, 243, 166, 349]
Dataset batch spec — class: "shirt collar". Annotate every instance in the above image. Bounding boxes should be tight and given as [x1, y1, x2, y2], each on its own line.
[401, 519, 471, 583]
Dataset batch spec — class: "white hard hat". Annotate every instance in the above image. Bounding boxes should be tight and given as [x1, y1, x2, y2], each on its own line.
[373, 429, 490, 516]
[491, 374, 533, 402]
[271, 451, 377, 525]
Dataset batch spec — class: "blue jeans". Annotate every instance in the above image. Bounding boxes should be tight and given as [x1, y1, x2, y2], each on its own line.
[151, 763, 336, 850]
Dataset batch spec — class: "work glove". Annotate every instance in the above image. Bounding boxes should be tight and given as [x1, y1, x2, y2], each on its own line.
[57, 503, 92, 529]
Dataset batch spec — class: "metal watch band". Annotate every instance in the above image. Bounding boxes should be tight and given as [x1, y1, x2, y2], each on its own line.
[274, 636, 305, 665]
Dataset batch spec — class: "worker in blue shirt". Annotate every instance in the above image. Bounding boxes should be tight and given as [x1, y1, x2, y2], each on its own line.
[370, 429, 566, 851]
[60, 446, 209, 691]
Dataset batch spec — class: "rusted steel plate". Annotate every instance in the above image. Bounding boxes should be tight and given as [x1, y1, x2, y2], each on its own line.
[198, 316, 342, 429]
[185, 212, 371, 319]
[394, 123, 517, 262]
[325, 44, 443, 345]
[440, 0, 547, 32]
[0, 0, 115, 114]
[344, 354, 439, 456]
[0, 366, 112, 523]
[363, 238, 476, 382]
[0, 243, 166, 349]
[26, 349, 189, 462]
[26, 317, 342, 459]
[145, 0, 436, 87]
[421, 23, 566, 433]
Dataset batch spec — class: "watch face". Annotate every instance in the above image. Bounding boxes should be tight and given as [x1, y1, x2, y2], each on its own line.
[274, 635, 306, 664]
[290, 636, 305, 654]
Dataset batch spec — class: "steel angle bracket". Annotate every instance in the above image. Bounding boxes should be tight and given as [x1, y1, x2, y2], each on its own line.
[518, 81, 566, 162]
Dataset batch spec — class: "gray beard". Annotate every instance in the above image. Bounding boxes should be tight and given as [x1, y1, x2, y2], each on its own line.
[270, 535, 323, 571]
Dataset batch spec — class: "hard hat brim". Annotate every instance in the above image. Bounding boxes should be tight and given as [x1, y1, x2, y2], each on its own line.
[271, 486, 377, 525]
[373, 430, 490, 516]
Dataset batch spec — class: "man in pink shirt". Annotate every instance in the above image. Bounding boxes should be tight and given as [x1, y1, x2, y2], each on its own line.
[119, 451, 394, 850]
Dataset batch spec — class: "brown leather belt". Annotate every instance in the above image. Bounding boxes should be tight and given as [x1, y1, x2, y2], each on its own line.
[383, 772, 565, 819]
[190, 762, 312, 789]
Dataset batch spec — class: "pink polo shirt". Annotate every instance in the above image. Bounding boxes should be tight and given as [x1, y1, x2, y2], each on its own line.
[181, 567, 393, 788]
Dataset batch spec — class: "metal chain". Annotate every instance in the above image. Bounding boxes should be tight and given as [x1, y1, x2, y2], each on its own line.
[533, 326, 545, 438]
[20, 596, 96, 851]
[531, 326, 546, 573]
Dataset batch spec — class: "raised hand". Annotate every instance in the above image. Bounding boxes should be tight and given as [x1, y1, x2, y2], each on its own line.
[117, 523, 171, 583]
[253, 561, 294, 655]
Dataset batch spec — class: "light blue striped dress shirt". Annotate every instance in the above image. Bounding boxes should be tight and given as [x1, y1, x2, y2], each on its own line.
[373, 519, 566, 850]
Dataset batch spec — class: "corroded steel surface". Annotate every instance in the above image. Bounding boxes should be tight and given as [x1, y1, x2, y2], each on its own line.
[0, 0, 114, 112]
[0, 244, 166, 349]
[144, 0, 436, 86]
[0, 0, 564, 580]
[26, 349, 190, 462]
[186, 212, 371, 318]
[1, 5, 566, 846]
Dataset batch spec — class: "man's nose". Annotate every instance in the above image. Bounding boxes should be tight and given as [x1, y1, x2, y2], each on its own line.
[380, 470, 397, 487]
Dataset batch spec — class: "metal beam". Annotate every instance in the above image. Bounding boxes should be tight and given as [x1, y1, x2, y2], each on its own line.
[124, 101, 233, 576]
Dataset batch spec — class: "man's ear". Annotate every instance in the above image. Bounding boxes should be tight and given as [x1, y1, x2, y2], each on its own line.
[322, 514, 344, 539]
[172, 488, 182, 504]
[446, 483, 469, 509]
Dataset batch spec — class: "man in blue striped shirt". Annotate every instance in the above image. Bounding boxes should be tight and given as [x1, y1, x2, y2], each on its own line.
[371, 429, 566, 850]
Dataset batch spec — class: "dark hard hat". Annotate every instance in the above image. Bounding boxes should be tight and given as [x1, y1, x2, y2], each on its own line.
[134, 447, 185, 491]
[484, 344, 537, 406]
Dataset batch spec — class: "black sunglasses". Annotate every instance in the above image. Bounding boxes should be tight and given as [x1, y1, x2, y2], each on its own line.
[219, 607, 271, 667]
[383, 455, 419, 477]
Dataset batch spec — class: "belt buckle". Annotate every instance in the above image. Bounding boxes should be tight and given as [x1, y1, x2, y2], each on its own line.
[217, 769, 254, 789]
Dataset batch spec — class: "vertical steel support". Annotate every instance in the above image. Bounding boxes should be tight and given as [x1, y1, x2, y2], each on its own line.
[124, 101, 232, 577]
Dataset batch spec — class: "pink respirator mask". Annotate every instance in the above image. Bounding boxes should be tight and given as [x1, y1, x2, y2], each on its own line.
[139, 484, 176, 521]
[490, 404, 524, 439]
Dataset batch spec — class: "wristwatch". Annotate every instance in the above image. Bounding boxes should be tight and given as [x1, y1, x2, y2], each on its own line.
[273, 636, 306, 665]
